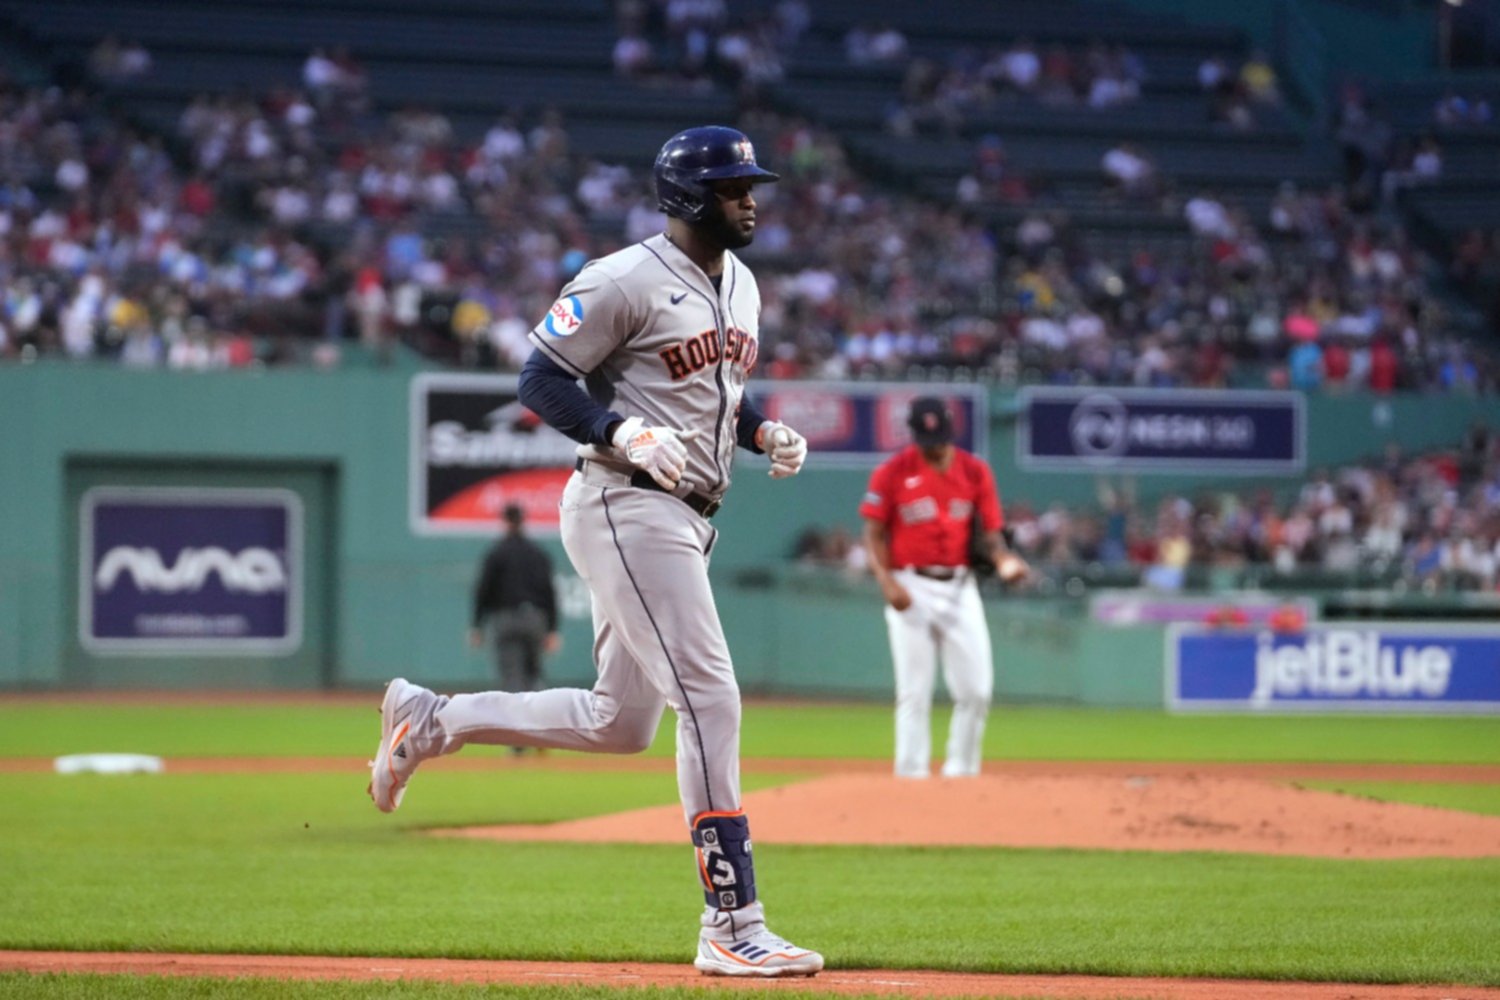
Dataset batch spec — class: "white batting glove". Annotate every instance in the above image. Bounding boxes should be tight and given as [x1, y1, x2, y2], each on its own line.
[758, 421, 807, 479]
[612, 417, 701, 490]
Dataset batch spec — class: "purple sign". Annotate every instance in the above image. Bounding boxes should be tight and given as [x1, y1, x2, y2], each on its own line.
[80, 488, 302, 654]
[1019, 388, 1304, 474]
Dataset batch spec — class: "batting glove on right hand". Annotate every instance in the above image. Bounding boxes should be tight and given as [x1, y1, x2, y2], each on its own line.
[612, 417, 701, 490]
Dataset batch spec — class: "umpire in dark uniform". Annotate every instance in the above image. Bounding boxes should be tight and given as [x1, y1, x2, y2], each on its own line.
[468, 504, 560, 705]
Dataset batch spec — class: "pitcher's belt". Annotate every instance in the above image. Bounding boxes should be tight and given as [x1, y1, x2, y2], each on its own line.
[905, 566, 962, 581]
[574, 458, 723, 519]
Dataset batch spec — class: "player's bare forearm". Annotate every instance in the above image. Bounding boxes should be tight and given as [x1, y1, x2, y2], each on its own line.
[983, 529, 1009, 561]
[863, 519, 912, 610]
[862, 519, 893, 581]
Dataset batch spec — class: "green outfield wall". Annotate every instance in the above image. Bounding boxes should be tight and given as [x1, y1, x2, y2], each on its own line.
[1, 364, 1495, 703]
[718, 570, 1165, 706]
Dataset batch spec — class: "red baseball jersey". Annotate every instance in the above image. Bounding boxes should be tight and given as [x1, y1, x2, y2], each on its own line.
[859, 446, 1004, 569]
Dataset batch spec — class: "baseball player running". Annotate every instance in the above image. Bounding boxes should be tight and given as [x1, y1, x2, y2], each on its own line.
[860, 397, 1028, 779]
[368, 126, 822, 977]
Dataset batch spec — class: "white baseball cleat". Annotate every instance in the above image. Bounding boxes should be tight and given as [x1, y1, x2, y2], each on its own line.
[367, 677, 434, 813]
[694, 928, 824, 977]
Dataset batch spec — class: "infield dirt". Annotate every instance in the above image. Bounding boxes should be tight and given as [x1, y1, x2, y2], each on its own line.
[6, 753, 1496, 858]
[3, 950, 1498, 1000]
[440, 768, 1500, 859]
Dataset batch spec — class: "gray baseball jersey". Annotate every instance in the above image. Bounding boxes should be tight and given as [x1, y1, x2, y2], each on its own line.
[526, 233, 762, 498]
[375, 124, 819, 964]
[434, 232, 765, 827]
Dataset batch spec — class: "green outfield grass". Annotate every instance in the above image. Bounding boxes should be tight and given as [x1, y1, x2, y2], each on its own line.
[1306, 781, 1500, 816]
[4, 702, 1498, 993]
[2, 770, 1498, 986]
[4, 701, 1500, 763]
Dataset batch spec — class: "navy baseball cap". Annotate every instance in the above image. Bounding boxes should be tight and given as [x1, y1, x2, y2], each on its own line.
[908, 397, 954, 446]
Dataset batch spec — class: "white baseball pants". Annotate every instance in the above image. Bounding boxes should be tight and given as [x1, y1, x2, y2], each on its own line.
[436, 467, 742, 822]
[884, 568, 994, 778]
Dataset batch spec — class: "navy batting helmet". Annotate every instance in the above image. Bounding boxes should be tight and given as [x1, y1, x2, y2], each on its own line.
[654, 125, 779, 223]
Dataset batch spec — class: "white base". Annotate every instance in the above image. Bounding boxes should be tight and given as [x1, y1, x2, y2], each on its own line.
[54, 753, 164, 775]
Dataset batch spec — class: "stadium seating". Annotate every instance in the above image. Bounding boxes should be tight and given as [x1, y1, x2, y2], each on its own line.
[0, 0, 1494, 388]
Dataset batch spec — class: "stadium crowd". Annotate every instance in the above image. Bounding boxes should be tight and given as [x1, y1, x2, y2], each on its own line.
[1013, 424, 1498, 592]
[611, 0, 807, 99]
[885, 38, 1152, 137]
[870, 37, 1286, 138]
[0, 81, 332, 366]
[795, 424, 1500, 592]
[0, 57, 1495, 392]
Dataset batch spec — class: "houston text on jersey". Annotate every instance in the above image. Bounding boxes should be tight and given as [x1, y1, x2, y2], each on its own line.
[659, 328, 758, 382]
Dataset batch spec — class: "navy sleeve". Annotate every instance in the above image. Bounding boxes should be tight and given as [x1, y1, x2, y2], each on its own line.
[518, 349, 622, 446]
[736, 394, 770, 453]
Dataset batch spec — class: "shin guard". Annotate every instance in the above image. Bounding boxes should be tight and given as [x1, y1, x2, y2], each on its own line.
[691, 810, 757, 910]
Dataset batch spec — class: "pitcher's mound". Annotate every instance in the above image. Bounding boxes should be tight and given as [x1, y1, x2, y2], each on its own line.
[436, 773, 1500, 859]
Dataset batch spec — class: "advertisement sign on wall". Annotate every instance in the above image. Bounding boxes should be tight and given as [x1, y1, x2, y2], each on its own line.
[1019, 387, 1304, 474]
[412, 379, 990, 532]
[1092, 592, 1315, 628]
[79, 487, 302, 655]
[410, 373, 577, 535]
[747, 382, 988, 466]
[1167, 623, 1500, 713]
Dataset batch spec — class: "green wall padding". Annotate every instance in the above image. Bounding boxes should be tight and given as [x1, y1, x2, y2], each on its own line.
[2, 363, 1494, 703]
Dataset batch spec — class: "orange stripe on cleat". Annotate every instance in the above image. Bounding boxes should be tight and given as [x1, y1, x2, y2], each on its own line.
[707, 941, 807, 967]
[387, 722, 410, 774]
[708, 941, 755, 965]
[383, 721, 411, 808]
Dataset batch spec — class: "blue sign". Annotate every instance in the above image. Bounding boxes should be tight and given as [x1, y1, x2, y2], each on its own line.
[80, 488, 302, 655]
[745, 382, 988, 466]
[1019, 388, 1304, 473]
[1168, 624, 1500, 713]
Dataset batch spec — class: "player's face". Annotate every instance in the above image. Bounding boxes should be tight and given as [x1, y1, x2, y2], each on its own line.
[700, 178, 759, 250]
[920, 442, 955, 465]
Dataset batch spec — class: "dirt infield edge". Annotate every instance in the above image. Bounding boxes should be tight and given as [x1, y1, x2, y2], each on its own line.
[3, 951, 1499, 1000]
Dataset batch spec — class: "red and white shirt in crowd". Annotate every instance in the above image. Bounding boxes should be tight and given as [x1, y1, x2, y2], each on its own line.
[859, 445, 1003, 569]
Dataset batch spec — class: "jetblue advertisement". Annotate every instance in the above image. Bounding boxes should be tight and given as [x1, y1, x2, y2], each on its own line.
[80, 488, 302, 655]
[1019, 388, 1304, 474]
[1168, 624, 1500, 713]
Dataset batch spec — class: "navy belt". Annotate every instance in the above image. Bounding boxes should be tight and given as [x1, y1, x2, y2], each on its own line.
[910, 566, 960, 581]
[575, 458, 722, 519]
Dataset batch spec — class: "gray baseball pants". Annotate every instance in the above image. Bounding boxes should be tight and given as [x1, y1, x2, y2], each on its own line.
[436, 464, 742, 822]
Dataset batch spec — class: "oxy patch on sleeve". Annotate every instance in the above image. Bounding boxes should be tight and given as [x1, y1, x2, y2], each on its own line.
[543, 295, 585, 337]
